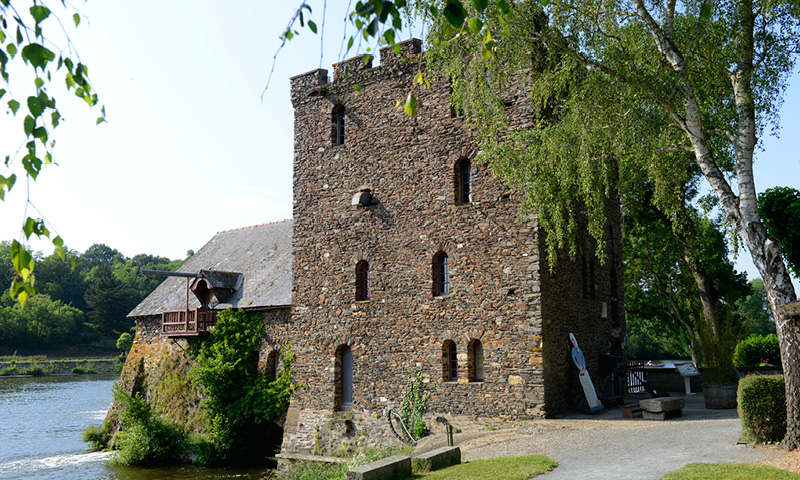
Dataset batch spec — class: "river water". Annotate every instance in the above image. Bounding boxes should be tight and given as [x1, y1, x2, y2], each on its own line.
[0, 375, 275, 479]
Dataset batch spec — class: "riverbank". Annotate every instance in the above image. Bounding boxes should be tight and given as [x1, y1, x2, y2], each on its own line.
[0, 357, 122, 376]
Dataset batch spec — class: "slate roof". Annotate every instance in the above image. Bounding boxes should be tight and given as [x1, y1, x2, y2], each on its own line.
[128, 220, 292, 317]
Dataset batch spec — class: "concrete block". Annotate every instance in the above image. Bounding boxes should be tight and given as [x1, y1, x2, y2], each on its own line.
[346, 455, 411, 480]
[413, 446, 461, 472]
[639, 397, 685, 413]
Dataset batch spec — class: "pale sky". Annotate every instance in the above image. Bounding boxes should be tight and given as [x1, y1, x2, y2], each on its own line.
[0, 1, 798, 290]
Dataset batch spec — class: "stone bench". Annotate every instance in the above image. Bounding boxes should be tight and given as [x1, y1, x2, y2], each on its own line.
[412, 446, 461, 472]
[639, 396, 685, 420]
[346, 455, 411, 480]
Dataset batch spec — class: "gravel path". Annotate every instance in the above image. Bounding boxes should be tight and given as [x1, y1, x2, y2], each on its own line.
[414, 393, 769, 479]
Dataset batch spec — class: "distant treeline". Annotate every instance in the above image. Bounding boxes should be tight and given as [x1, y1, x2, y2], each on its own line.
[0, 242, 189, 353]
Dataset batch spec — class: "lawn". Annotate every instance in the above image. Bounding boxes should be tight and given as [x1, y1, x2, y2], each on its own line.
[662, 463, 800, 479]
[416, 455, 558, 479]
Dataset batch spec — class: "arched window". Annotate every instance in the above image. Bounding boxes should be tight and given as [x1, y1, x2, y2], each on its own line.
[433, 251, 450, 297]
[468, 339, 484, 382]
[332, 105, 346, 146]
[455, 157, 472, 205]
[336, 344, 353, 410]
[442, 340, 458, 382]
[355, 260, 370, 301]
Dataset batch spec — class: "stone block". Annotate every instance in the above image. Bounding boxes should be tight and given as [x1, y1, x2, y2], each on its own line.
[413, 447, 461, 472]
[639, 397, 685, 413]
[346, 455, 411, 480]
[642, 409, 683, 421]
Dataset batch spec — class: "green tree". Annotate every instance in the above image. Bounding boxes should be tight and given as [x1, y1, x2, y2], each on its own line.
[84, 263, 133, 334]
[0, 293, 83, 350]
[35, 248, 87, 311]
[737, 279, 775, 336]
[759, 187, 800, 277]
[1, 2, 104, 305]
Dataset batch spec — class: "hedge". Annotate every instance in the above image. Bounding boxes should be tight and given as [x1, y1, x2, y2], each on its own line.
[738, 374, 786, 443]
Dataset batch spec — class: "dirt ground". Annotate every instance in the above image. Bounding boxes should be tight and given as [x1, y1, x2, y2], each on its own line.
[758, 446, 800, 473]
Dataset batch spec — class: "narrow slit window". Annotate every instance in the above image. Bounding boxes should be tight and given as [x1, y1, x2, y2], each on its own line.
[332, 105, 345, 146]
[468, 339, 484, 382]
[455, 158, 472, 205]
[355, 260, 370, 301]
[433, 251, 450, 297]
[442, 340, 458, 382]
[336, 344, 353, 410]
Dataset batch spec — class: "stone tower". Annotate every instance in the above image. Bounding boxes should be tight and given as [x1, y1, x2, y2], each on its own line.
[279, 39, 624, 455]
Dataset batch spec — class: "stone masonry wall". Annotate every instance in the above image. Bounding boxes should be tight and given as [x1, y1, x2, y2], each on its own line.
[282, 39, 622, 454]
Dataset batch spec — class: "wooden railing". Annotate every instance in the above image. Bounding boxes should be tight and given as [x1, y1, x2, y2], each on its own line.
[161, 308, 218, 336]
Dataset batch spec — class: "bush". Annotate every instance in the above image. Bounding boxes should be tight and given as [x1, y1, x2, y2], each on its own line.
[82, 423, 111, 451]
[20, 365, 44, 376]
[733, 334, 781, 368]
[738, 374, 786, 443]
[112, 386, 185, 465]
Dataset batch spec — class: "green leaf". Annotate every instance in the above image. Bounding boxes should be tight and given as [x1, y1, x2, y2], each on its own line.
[7, 43, 17, 59]
[51, 110, 60, 127]
[430, 5, 439, 17]
[353, 84, 362, 92]
[471, 0, 489, 13]
[96, 116, 106, 125]
[21, 43, 56, 70]
[366, 17, 379, 37]
[27, 96, 43, 117]
[34, 77, 44, 89]
[0, 89, 5, 99]
[404, 92, 417, 117]
[384, 28, 395, 46]
[8, 99, 20, 115]
[700, 2, 712, 19]
[308, 20, 317, 34]
[29, 5, 51, 24]
[468, 18, 483, 34]
[347, 36, 354, 52]
[443, 0, 467, 28]
[24, 115, 35, 135]
[73, 13, 81, 27]
[498, 0, 512, 15]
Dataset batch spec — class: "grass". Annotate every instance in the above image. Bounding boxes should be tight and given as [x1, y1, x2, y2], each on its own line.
[415, 455, 557, 479]
[283, 454, 557, 480]
[662, 463, 800, 479]
[0, 355, 46, 362]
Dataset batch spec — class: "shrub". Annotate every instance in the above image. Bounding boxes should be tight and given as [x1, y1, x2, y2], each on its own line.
[21, 364, 44, 376]
[112, 386, 185, 465]
[733, 334, 781, 368]
[738, 374, 786, 443]
[82, 423, 112, 451]
[0, 365, 16, 376]
[400, 366, 431, 440]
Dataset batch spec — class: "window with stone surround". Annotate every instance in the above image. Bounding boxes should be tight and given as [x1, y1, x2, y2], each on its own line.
[335, 344, 353, 410]
[442, 340, 458, 382]
[332, 105, 345, 146]
[355, 260, 370, 301]
[432, 251, 450, 297]
[468, 339, 484, 382]
[455, 157, 472, 205]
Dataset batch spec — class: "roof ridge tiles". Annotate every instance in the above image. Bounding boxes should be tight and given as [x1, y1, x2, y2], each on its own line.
[217, 218, 292, 234]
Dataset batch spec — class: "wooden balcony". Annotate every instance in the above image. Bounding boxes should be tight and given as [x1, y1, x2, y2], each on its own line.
[161, 308, 218, 337]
